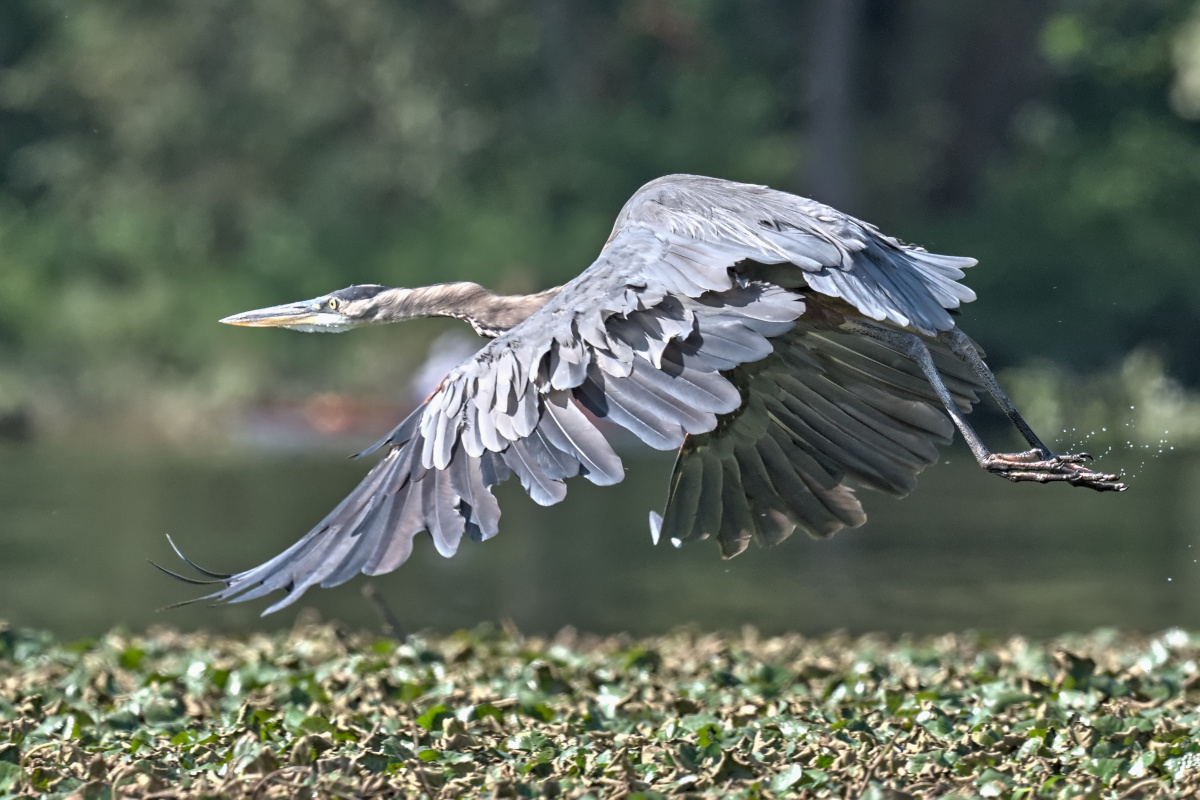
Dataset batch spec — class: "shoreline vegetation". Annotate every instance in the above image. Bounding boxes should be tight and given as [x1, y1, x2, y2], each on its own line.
[2, 3, 1200, 447]
[2, 621, 1199, 798]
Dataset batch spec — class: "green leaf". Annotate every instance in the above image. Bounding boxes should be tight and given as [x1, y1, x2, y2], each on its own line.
[916, 708, 954, 739]
[802, 769, 829, 788]
[1128, 750, 1156, 778]
[679, 714, 722, 734]
[771, 764, 804, 792]
[357, 752, 393, 772]
[1085, 757, 1127, 785]
[974, 768, 1013, 788]
[473, 703, 504, 722]
[0, 762, 21, 793]
[620, 646, 662, 673]
[118, 647, 145, 670]
[507, 732, 548, 752]
[298, 716, 335, 735]
[416, 704, 449, 732]
[521, 702, 555, 722]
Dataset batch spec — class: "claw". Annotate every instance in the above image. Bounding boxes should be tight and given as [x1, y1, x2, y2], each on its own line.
[983, 452, 1126, 493]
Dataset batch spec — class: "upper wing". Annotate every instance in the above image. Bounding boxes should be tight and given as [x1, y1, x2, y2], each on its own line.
[611, 174, 977, 335]
[656, 319, 984, 558]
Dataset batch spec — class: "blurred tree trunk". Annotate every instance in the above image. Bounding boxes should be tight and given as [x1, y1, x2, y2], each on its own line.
[803, 0, 865, 212]
[538, 0, 578, 106]
[929, 0, 1047, 208]
[0, 0, 45, 200]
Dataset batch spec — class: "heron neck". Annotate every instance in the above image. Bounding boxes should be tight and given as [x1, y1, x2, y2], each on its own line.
[379, 282, 562, 338]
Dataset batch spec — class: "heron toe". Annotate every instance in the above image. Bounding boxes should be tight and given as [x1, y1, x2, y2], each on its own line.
[983, 451, 1126, 492]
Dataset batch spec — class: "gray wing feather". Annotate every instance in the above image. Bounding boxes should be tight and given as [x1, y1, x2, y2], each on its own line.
[717, 458, 755, 557]
[734, 441, 796, 547]
[660, 455, 704, 546]
[502, 439, 567, 507]
[755, 429, 857, 536]
[423, 467, 466, 557]
[540, 393, 624, 485]
[521, 427, 580, 481]
[319, 493, 398, 588]
[363, 488, 419, 575]
[693, 448, 725, 542]
[447, 447, 501, 540]
[577, 369, 685, 450]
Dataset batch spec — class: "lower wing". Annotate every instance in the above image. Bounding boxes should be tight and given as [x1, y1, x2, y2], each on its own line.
[656, 313, 984, 557]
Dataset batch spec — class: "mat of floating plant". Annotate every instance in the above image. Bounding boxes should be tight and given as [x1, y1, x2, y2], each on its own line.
[1, 620, 1198, 798]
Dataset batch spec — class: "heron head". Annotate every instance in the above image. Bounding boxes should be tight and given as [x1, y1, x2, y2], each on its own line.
[220, 285, 391, 332]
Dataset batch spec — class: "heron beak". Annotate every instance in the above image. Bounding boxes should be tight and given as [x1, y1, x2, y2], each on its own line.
[220, 302, 323, 328]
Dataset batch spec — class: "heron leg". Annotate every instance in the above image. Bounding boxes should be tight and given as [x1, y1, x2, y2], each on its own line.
[935, 328, 1052, 456]
[841, 320, 1125, 492]
[840, 320, 992, 463]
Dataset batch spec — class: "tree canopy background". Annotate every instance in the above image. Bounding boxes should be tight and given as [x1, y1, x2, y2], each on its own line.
[1, 0, 1198, 435]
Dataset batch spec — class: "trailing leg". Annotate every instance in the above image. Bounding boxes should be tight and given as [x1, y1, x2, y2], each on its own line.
[842, 320, 1125, 492]
[936, 328, 1052, 456]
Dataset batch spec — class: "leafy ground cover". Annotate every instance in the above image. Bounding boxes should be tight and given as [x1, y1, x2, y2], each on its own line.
[1, 619, 1199, 799]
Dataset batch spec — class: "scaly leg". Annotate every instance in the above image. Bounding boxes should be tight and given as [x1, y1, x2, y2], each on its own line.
[936, 328, 1052, 455]
[842, 320, 1125, 492]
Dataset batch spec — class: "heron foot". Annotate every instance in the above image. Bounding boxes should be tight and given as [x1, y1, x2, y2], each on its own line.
[983, 449, 1126, 492]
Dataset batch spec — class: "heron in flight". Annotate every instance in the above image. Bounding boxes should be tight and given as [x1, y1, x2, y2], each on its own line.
[161, 174, 1123, 614]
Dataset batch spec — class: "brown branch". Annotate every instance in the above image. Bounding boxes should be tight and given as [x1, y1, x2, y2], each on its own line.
[852, 743, 894, 798]
[362, 583, 405, 638]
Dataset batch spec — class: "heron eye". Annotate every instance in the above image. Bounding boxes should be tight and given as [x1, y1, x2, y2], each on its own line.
[328, 298, 340, 311]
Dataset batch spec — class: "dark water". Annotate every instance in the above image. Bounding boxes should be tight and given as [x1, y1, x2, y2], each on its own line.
[1, 439, 1195, 639]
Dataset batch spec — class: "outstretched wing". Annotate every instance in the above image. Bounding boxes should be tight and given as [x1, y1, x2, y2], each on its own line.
[176, 175, 979, 613]
[655, 321, 984, 558]
[612, 174, 976, 335]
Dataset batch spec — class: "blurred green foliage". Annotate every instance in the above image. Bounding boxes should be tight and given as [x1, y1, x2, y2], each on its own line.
[0, 0, 1199, 424]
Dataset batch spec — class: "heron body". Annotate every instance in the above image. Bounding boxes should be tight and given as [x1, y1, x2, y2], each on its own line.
[166, 174, 1123, 614]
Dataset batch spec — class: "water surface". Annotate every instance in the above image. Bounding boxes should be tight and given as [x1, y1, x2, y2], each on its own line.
[1, 440, 1193, 638]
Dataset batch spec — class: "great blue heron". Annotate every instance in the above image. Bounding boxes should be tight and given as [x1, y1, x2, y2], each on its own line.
[161, 174, 1123, 614]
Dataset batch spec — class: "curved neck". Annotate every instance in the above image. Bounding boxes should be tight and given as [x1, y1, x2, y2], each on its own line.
[374, 282, 562, 337]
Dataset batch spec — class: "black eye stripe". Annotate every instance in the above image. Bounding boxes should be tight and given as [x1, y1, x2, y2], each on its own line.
[331, 284, 385, 303]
